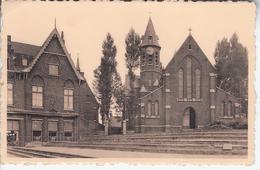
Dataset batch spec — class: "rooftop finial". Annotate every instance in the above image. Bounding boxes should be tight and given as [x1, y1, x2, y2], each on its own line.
[54, 17, 57, 28]
[76, 54, 80, 72]
[188, 28, 192, 35]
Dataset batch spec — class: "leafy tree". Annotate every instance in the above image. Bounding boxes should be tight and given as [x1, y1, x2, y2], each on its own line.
[124, 28, 141, 127]
[214, 33, 248, 113]
[93, 33, 117, 124]
[112, 70, 124, 115]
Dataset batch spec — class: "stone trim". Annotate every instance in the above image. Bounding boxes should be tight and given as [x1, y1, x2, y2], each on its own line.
[138, 125, 165, 128]
[210, 105, 216, 109]
[7, 117, 24, 120]
[210, 89, 215, 93]
[165, 105, 171, 109]
[141, 114, 145, 118]
[177, 98, 202, 102]
[165, 73, 170, 76]
[165, 125, 182, 128]
[140, 103, 145, 107]
[165, 89, 171, 92]
[209, 73, 217, 77]
[145, 115, 160, 119]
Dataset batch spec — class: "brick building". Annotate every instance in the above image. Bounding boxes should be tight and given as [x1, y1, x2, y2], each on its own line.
[131, 18, 240, 133]
[7, 27, 98, 146]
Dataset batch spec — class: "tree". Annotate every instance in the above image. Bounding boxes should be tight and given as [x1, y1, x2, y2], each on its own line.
[112, 70, 124, 115]
[93, 33, 117, 124]
[214, 33, 248, 113]
[124, 28, 141, 127]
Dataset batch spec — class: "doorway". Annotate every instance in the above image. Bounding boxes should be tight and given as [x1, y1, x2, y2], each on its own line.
[183, 107, 196, 129]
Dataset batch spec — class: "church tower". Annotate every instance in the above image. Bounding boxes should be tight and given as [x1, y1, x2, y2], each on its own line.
[139, 17, 162, 92]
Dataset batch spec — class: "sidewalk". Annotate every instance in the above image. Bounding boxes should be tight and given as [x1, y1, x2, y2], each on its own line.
[26, 146, 247, 158]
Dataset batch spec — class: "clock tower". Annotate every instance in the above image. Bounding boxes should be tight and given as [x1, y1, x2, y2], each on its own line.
[140, 17, 162, 92]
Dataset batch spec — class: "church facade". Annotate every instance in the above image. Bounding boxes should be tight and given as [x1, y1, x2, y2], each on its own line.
[132, 18, 240, 133]
[7, 28, 98, 146]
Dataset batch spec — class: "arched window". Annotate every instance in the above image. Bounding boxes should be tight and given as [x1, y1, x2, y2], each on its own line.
[227, 101, 232, 116]
[147, 101, 152, 116]
[32, 76, 44, 108]
[221, 101, 225, 116]
[48, 56, 59, 76]
[64, 80, 74, 111]
[195, 69, 201, 99]
[178, 69, 184, 98]
[187, 57, 192, 98]
[154, 101, 159, 116]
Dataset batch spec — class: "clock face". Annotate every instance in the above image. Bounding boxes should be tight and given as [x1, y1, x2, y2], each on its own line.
[146, 47, 154, 55]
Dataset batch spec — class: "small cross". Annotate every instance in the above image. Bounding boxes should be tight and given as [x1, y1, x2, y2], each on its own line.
[148, 10, 152, 18]
[188, 28, 192, 35]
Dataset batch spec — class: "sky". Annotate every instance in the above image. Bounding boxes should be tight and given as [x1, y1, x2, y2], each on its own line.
[2, 1, 255, 90]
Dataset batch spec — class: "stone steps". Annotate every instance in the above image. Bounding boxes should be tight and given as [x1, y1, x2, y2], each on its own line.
[46, 130, 248, 155]
[45, 143, 246, 155]
[48, 141, 247, 150]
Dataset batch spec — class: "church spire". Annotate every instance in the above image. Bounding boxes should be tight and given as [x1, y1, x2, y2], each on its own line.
[141, 17, 160, 47]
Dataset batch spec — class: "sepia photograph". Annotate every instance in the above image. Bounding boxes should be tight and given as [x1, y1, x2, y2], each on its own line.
[0, 1, 255, 164]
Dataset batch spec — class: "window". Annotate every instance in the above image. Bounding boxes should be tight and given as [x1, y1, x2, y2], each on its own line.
[155, 55, 159, 65]
[178, 69, 184, 98]
[32, 86, 43, 107]
[7, 83, 13, 105]
[22, 56, 28, 66]
[227, 101, 232, 116]
[64, 120, 73, 141]
[189, 44, 192, 50]
[154, 101, 159, 116]
[147, 101, 152, 116]
[64, 89, 73, 110]
[221, 101, 225, 116]
[48, 56, 59, 76]
[195, 69, 201, 99]
[148, 36, 153, 40]
[49, 64, 59, 76]
[187, 58, 192, 98]
[148, 55, 153, 64]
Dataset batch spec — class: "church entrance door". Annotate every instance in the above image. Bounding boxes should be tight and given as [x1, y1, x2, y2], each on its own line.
[183, 107, 196, 129]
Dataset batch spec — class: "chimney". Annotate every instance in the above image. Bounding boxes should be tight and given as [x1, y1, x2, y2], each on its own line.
[7, 35, 12, 53]
[7, 35, 11, 42]
[61, 31, 65, 44]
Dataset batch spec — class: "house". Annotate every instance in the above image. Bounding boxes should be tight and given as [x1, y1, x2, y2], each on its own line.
[7, 27, 98, 146]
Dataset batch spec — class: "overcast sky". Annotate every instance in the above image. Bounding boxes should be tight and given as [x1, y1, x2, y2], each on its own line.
[2, 1, 255, 90]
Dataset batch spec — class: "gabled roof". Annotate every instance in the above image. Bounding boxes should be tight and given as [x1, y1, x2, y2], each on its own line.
[141, 17, 160, 47]
[165, 34, 215, 71]
[23, 27, 85, 81]
[11, 41, 41, 56]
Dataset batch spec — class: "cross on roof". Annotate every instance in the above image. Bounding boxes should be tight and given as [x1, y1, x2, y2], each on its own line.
[188, 28, 192, 35]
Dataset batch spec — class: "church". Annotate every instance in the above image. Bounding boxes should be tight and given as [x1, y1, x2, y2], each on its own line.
[130, 18, 240, 133]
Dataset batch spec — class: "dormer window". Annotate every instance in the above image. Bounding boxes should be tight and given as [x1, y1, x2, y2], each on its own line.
[48, 56, 59, 76]
[22, 56, 28, 66]
[49, 64, 59, 76]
